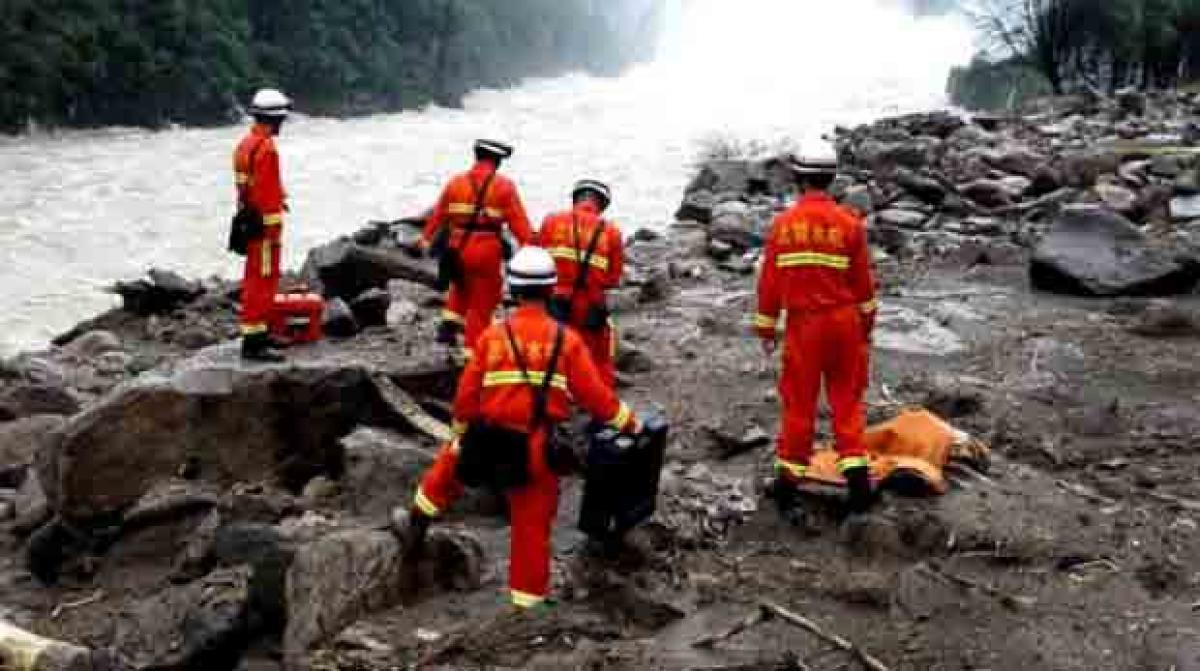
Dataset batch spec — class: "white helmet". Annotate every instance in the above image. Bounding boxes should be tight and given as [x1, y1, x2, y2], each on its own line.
[507, 247, 557, 288]
[790, 140, 839, 176]
[250, 88, 292, 118]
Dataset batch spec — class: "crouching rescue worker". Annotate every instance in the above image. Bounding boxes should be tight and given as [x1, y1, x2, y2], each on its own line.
[233, 88, 292, 362]
[537, 179, 624, 389]
[392, 247, 642, 610]
[421, 139, 533, 354]
[754, 150, 879, 522]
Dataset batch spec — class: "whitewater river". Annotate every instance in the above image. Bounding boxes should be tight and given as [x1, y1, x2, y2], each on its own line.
[0, 0, 971, 355]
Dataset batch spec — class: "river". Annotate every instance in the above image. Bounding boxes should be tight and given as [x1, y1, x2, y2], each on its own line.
[0, 0, 971, 355]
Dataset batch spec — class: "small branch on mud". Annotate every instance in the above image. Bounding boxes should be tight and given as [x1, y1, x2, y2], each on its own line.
[758, 600, 892, 671]
[916, 562, 1035, 611]
[1054, 479, 1116, 506]
[691, 607, 767, 649]
[50, 589, 104, 620]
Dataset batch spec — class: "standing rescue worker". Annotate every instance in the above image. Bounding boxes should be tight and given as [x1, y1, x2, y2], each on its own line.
[393, 247, 641, 610]
[421, 140, 533, 352]
[754, 150, 879, 521]
[234, 88, 292, 362]
[536, 179, 624, 389]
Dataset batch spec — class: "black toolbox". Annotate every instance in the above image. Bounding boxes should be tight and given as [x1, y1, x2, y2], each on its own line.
[578, 414, 669, 541]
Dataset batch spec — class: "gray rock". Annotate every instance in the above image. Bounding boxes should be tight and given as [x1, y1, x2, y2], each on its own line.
[13, 472, 49, 534]
[0, 415, 64, 475]
[676, 189, 716, 224]
[841, 184, 875, 214]
[177, 326, 221, 350]
[960, 179, 1013, 208]
[322, 298, 359, 338]
[875, 209, 928, 230]
[1150, 153, 1188, 178]
[896, 169, 946, 205]
[0, 621, 95, 671]
[112, 269, 204, 316]
[1094, 183, 1138, 214]
[350, 289, 390, 329]
[1171, 194, 1200, 221]
[0, 383, 79, 421]
[708, 200, 765, 250]
[62, 330, 122, 359]
[44, 350, 450, 523]
[1030, 165, 1065, 196]
[302, 238, 437, 301]
[1175, 169, 1200, 195]
[999, 175, 1032, 198]
[340, 428, 434, 521]
[1030, 205, 1200, 296]
[984, 146, 1045, 178]
[1061, 149, 1121, 188]
[114, 566, 252, 670]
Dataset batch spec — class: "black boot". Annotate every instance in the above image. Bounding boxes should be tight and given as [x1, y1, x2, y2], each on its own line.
[241, 332, 286, 363]
[843, 466, 877, 515]
[435, 320, 462, 346]
[767, 477, 807, 527]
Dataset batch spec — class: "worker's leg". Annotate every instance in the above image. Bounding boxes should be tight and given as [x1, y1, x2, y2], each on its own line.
[824, 306, 870, 473]
[413, 441, 465, 519]
[505, 432, 559, 609]
[239, 237, 278, 337]
[581, 320, 617, 391]
[463, 266, 503, 351]
[776, 315, 823, 483]
[438, 286, 466, 345]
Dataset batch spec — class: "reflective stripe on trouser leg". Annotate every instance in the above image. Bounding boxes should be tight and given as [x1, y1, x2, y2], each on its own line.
[241, 238, 280, 335]
[507, 435, 558, 608]
[414, 442, 464, 518]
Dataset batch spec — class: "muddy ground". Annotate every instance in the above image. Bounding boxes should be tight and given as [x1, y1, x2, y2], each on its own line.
[5, 239, 1198, 671]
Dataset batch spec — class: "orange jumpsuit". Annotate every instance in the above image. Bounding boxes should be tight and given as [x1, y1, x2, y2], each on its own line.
[536, 202, 624, 389]
[412, 305, 638, 608]
[755, 192, 878, 482]
[423, 161, 533, 349]
[233, 124, 286, 337]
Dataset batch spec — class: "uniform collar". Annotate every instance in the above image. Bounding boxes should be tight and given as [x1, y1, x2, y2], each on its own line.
[512, 304, 547, 320]
[471, 160, 499, 178]
[251, 123, 274, 138]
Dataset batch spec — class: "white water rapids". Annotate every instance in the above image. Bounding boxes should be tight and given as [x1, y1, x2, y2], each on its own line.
[0, 0, 972, 355]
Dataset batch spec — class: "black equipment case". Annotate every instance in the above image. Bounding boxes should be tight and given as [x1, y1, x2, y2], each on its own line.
[578, 414, 669, 541]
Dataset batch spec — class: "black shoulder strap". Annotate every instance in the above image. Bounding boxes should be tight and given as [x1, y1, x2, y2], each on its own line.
[570, 216, 607, 295]
[503, 321, 566, 430]
[456, 171, 498, 252]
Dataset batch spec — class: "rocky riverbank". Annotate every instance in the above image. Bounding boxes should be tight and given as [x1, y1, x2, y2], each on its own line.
[2, 92, 1200, 671]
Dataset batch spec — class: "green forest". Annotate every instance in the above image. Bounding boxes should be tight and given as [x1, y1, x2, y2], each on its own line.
[950, 0, 1200, 110]
[0, 0, 661, 132]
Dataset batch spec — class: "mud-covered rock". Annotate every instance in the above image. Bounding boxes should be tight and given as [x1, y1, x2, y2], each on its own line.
[322, 298, 359, 338]
[340, 428, 434, 521]
[113, 566, 252, 670]
[349, 288, 390, 329]
[0, 415, 64, 483]
[111, 268, 205, 316]
[302, 238, 437, 301]
[43, 349, 435, 523]
[960, 179, 1013, 208]
[0, 382, 79, 421]
[1030, 205, 1200, 296]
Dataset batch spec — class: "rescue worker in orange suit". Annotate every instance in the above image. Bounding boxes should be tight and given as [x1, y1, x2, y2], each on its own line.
[421, 139, 533, 353]
[754, 150, 879, 522]
[392, 247, 641, 610]
[234, 88, 292, 362]
[536, 179, 624, 389]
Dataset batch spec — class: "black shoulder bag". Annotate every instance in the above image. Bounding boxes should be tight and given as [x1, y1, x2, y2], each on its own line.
[548, 215, 607, 329]
[228, 139, 267, 256]
[435, 172, 496, 291]
[455, 322, 566, 490]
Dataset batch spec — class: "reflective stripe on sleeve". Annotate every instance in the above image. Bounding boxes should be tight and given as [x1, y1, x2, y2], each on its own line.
[776, 458, 808, 479]
[241, 323, 268, 335]
[510, 590, 546, 609]
[450, 420, 468, 437]
[546, 247, 610, 271]
[441, 309, 464, 324]
[263, 213, 283, 226]
[482, 371, 568, 391]
[261, 243, 272, 277]
[446, 203, 503, 218]
[608, 402, 633, 431]
[753, 313, 778, 330]
[235, 172, 250, 185]
[777, 252, 850, 270]
[414, 488, 440, 517]
[837, 456, 871, 473]
[860, 298, 879, 313]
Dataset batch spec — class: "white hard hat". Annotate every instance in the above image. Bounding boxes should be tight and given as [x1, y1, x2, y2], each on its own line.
[250, 89, 292, 118]
[474, 139, 514, 159]
[507, 247, 558, 288]
[790, 140, 839, 175]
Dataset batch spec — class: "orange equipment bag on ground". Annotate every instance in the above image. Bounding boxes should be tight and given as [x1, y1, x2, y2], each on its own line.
[804, 408, 990, 495]
[269, 292, 324, 345]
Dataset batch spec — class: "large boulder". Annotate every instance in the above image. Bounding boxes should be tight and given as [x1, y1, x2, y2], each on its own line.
[0, 415, 65, 487]
[707, 200, 769, 250]
[340, 428, 434, 520]
[0, 382, 79, 421]
[43, 344, 454, 523]
[111, 268, 204, 316]
[1030, 205, 1200, 296]
[982, 146, 1046, 178]
[301, 238, 437, 301]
